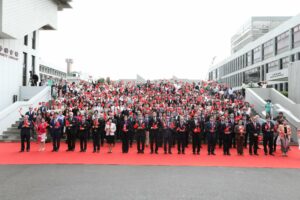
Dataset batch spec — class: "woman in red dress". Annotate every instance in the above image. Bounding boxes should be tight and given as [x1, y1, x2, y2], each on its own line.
[37, 118, 48, 151]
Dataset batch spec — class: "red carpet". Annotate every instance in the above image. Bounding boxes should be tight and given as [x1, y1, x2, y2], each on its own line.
[0, 142, 300, 168]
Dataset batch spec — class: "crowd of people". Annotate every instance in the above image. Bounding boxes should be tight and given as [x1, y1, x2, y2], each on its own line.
[18, 79, 292, 157]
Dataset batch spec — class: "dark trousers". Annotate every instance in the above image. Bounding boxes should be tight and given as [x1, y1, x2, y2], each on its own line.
[263, 133, 274, 154]
[207, 133, 216, 153]
[149, 131, 158, 153]
[129, 131, 135, 147]
[177, 133, 186, 153]
[273, 135, 278, 152]
[122, 132, 129, 153]
[21, 132, 30, 151]
[218, 132, 224, 148]
[192, 134, 201, 153]
[80, 133, 87, 151]
[163, 130, 172, 153]
[100, 131, 105, 146]
[67, 130, 76, 150]
[136, 132, 145, 152]
[230, 131, 236, 148]
[52, 132, 61, 151]
[223, 134, 231, 155]
[249, 136, 258, 154]
[236, 135, 244, 155]
[185, 131, 190, 147]
[93, 132, 100, 151]
[244, 132, 249, 148]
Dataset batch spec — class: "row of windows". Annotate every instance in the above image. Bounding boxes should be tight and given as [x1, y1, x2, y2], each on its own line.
[294, 24, 300, 33]
[39, 65, 66, 78]
[214, 24, 300, 78]
[22, 53, 35, 86]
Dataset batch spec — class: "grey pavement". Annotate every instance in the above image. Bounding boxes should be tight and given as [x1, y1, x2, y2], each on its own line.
[0, 165, 299, 200]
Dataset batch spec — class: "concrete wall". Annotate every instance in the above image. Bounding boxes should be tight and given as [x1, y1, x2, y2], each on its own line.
[1, 0, 58, 38]
[0, 86, 51, 135]
[20, 86, 47, 101]
[289, 61, 300, 104]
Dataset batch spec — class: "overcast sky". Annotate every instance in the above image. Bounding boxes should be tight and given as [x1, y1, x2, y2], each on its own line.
[39, 0, 300, 80]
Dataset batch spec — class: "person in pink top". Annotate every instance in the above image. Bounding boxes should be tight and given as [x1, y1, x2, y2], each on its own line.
[37, 118, 48, 151]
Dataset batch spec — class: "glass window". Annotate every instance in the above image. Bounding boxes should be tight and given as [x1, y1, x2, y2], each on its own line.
[277, 31, 289, 54]
[24, 35, 28, 46]
[32, 31, 36, 50]
[253, 46, 261, 64]
[23, 53, 27, 86]
[268, 61, 279, 73]
[32, 55, 35, 74]
[244, 67, 260, 84]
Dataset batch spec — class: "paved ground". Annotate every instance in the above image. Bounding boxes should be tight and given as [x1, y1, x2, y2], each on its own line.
[0, 165, 299, 200]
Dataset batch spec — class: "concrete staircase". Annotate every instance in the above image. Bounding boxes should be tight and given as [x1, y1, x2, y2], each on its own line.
[0, 118, 22, 142]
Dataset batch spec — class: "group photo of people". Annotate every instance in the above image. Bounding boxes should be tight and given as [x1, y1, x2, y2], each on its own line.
[18, 79, 292, 157]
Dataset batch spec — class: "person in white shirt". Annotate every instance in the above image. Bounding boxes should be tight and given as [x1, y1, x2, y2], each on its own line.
[105, 118, 116, 153]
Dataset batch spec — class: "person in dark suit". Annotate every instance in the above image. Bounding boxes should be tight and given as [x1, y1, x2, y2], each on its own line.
[18, 115, 33, 152]
[262, 115, 275, 156]
[247, 116, 261, 155]
[49, 112, 63, 152]
[92, 115, 101, 153]
[162, 115, 173, 154]
[217, 116, 226, 148]
[229, 113, 236, 148]
[78, 115, 90, 152]
[65, 112, 78, 151]
[99, 113, 106, 147]
[121, 115, 132, 153]
[135, 115, 146, 154]
[176, 116, 187, 154]
[223, 117, 233, 155]
[39, 102, 48, 118]
[205, 116, 217, 155]
[190, 115, 202, 155]
[149, 112, 161, 154]
[128, 112, 135, 148]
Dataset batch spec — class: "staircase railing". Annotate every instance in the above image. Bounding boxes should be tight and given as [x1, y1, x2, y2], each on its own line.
[0, 86, 51, 135]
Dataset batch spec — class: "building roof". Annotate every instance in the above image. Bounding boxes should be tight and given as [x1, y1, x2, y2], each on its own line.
[55, 0, 73, 10]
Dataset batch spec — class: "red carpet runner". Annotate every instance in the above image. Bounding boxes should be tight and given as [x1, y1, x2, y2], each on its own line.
[0, 142, 299, 168]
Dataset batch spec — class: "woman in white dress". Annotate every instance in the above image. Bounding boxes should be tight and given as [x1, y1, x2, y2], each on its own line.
[105, 118, 116, 153]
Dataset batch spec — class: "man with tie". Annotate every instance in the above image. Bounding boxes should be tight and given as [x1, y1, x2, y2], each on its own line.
[18, 115, 33, 152]
[121, 115, 132, 153]
[247, 115, 261, 155]
[262, 115, 275, 156]
[65, 112, 78, 151]
[205, 116, 217, 155]
[223, 117, 233, 155]
[190, 115, 202, 155]
[176, 116, 187, 154]
[78, 115, 90, 152]
[49, 112, 63, 152]
[163, 115, 173, 154]
[92, 114, 101, 153]
[135, 115, 146, 154]
[149, 112, 161, 154]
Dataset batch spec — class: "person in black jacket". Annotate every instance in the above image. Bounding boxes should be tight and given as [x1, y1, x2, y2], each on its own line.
[92, 115, 101, 153]
[78, 115, 90, 152]
[65, 112, 78, 151]
[149, 112, 161, 154]
[205, 116, 218, 155]
[262, 115, 275, 156]
[49, 113, 63, 152]
[190, 115, 202, 155]
[247, 116, 261, 155]
[176, 116, 187, 154]
[223, 117, 233, 155]
[18, 115, 33, 152]
[121, 115, 132, 153]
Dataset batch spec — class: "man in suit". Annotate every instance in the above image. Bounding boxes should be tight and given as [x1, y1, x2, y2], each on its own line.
[223, 117, 233, 155]
[247, 116, 261, 155]
[135, 115, 146, 154]
[49, 112, 63, 152]
[18, 115, 33, 152]
[190, 115, 202, 155]
[206, 116, 217, 155]
[262, 115, 275, 156]
[176, 116, 187, 154]
[92, 114, 101, 153]
[78, 115, 90, 152]
[65, 112, 78, 151]
[121, 115, 132, 153]
[39, 102, 48, 118]
[149, 112, 161, 154]
[163, 115, 173, 154]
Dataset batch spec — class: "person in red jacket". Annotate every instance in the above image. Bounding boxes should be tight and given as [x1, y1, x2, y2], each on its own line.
[37, 118, 48, 151]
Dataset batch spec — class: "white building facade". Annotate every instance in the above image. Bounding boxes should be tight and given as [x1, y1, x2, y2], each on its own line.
[208, 14, 300, 92]
[0, 0, 71, 110]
